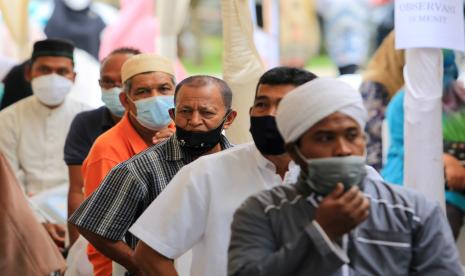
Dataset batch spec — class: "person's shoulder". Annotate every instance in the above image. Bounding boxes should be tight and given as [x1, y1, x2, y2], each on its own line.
[364, 179, 438, 221]
[390, 184, 436, 211]
[91, 126, 119, 147]
[195, 142, 254, 165]
[239, 184, 300, 215]
[0, 99, 18, 118]
[172, 143, 252, 179]
[0, 96, 34, 117]
[5, 95, 35, 108]
[122, 140, 169, 168]
[366, 180, 430, 205]
[149, 136, 174, 156]
[65, 98, 92, 112]
[85, 123, 125, 159]
[73, 106, 108, 121]
[69, 106, 106, 130]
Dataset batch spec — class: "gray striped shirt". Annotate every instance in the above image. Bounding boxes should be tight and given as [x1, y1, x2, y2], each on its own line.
[229, 171, 462, 276]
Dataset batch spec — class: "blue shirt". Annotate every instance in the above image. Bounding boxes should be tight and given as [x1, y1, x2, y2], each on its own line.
[382, 90, 465, 212]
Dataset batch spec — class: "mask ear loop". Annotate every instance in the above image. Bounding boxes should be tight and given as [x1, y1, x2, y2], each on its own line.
[293, 144, 308, 163]
[292, 143, 316, 197]
[223, 109, 232, 122]
[292, 143, 315, 181]
[124, 90, 140, 120]
[219, 109, 233, 135]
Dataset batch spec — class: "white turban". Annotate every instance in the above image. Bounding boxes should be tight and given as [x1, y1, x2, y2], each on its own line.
[276, 77, 367, 143]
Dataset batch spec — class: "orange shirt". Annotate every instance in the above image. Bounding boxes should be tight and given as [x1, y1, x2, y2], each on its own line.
[81, 114, 148, 276]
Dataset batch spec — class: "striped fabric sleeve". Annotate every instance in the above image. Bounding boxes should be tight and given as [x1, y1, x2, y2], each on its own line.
[69, 162, 143, 242]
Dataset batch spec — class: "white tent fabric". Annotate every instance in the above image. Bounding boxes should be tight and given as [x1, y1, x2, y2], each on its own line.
[403, 48, 445, 210]
[222, 0, 264, 144]
[0, 0, 30, 59]
[68, 48, 104, 108]
[156, 0, 190, 62]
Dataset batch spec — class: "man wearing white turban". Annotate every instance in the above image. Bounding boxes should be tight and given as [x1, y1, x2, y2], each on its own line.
[228, 77, 462, 276]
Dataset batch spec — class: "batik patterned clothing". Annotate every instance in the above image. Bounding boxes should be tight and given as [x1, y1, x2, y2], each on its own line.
[360, 81, 389, 170]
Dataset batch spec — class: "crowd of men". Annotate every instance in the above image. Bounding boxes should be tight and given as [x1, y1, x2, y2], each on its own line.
[0, 35, 464, 275]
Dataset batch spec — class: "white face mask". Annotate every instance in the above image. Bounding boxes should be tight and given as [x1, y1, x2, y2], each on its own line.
[63, 0, 92, 11]
[31, 74, 73, 106]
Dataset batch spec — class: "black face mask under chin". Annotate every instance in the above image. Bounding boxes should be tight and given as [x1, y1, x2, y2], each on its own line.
[249, 115, 286, 155]
[176, 118, 227, 156]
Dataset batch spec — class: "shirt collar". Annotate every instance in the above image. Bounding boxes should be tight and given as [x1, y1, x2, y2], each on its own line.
[251, 143, 276, 171]
[32, 95, 68, 114]
[251, 143, 299, 175]
[164, 134, 185, 161]
[164, 134, 232, 161]
[119, 113, 148, 154]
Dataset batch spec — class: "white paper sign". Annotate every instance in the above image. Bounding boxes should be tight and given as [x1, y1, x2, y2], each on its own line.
[395, 0, 465, 51]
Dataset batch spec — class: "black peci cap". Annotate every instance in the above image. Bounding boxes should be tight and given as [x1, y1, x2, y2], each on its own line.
[31, 38, 75, 61]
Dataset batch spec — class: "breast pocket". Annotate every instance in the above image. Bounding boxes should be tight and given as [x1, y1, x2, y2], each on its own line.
[350, 228, 412, 276]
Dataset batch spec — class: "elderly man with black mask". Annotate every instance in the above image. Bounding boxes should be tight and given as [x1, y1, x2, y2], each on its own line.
[228, 77, 462, 276]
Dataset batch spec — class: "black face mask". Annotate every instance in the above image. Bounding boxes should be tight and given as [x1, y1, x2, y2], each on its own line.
[250, 116, 286, 155]
[176, 116, 228, 156]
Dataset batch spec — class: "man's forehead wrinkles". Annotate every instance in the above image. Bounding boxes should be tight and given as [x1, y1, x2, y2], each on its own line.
[179, 103, 218, 109]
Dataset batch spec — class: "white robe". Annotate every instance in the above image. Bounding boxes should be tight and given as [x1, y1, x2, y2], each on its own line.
[0, 95, 90, 195]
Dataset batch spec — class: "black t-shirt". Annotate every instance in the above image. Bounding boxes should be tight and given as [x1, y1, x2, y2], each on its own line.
[64, 106, 116, 165]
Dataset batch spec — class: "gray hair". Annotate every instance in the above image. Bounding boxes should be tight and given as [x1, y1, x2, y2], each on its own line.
[174, 75, 232, 109]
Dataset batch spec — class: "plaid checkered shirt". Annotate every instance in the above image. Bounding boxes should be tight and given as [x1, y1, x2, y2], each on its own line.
[69, 134, 232, 250]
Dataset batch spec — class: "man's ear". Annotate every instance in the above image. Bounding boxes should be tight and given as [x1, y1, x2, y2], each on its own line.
[71, 72, 77, 82]
[249, 106, 253, 116]
[286, 142, 306, 169]
[24, 63, 32, 82]
[119, 92, 129, 110]
[168, 108, 175, 121]
[223, 110, 237, 130]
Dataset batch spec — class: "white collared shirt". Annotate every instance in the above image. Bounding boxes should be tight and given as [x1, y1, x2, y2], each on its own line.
[130, 142, 300, 276]
[0, 95, 90, 195]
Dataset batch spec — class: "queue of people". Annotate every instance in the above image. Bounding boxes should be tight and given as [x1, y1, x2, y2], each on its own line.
[1, 0, 465, 273]
[0, 35, 463, 276]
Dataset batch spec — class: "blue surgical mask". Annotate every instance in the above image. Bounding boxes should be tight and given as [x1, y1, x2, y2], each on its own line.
[130, 95, 174, 130]
[295, 146, 367, 195]
[101, 87, 125, 117]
